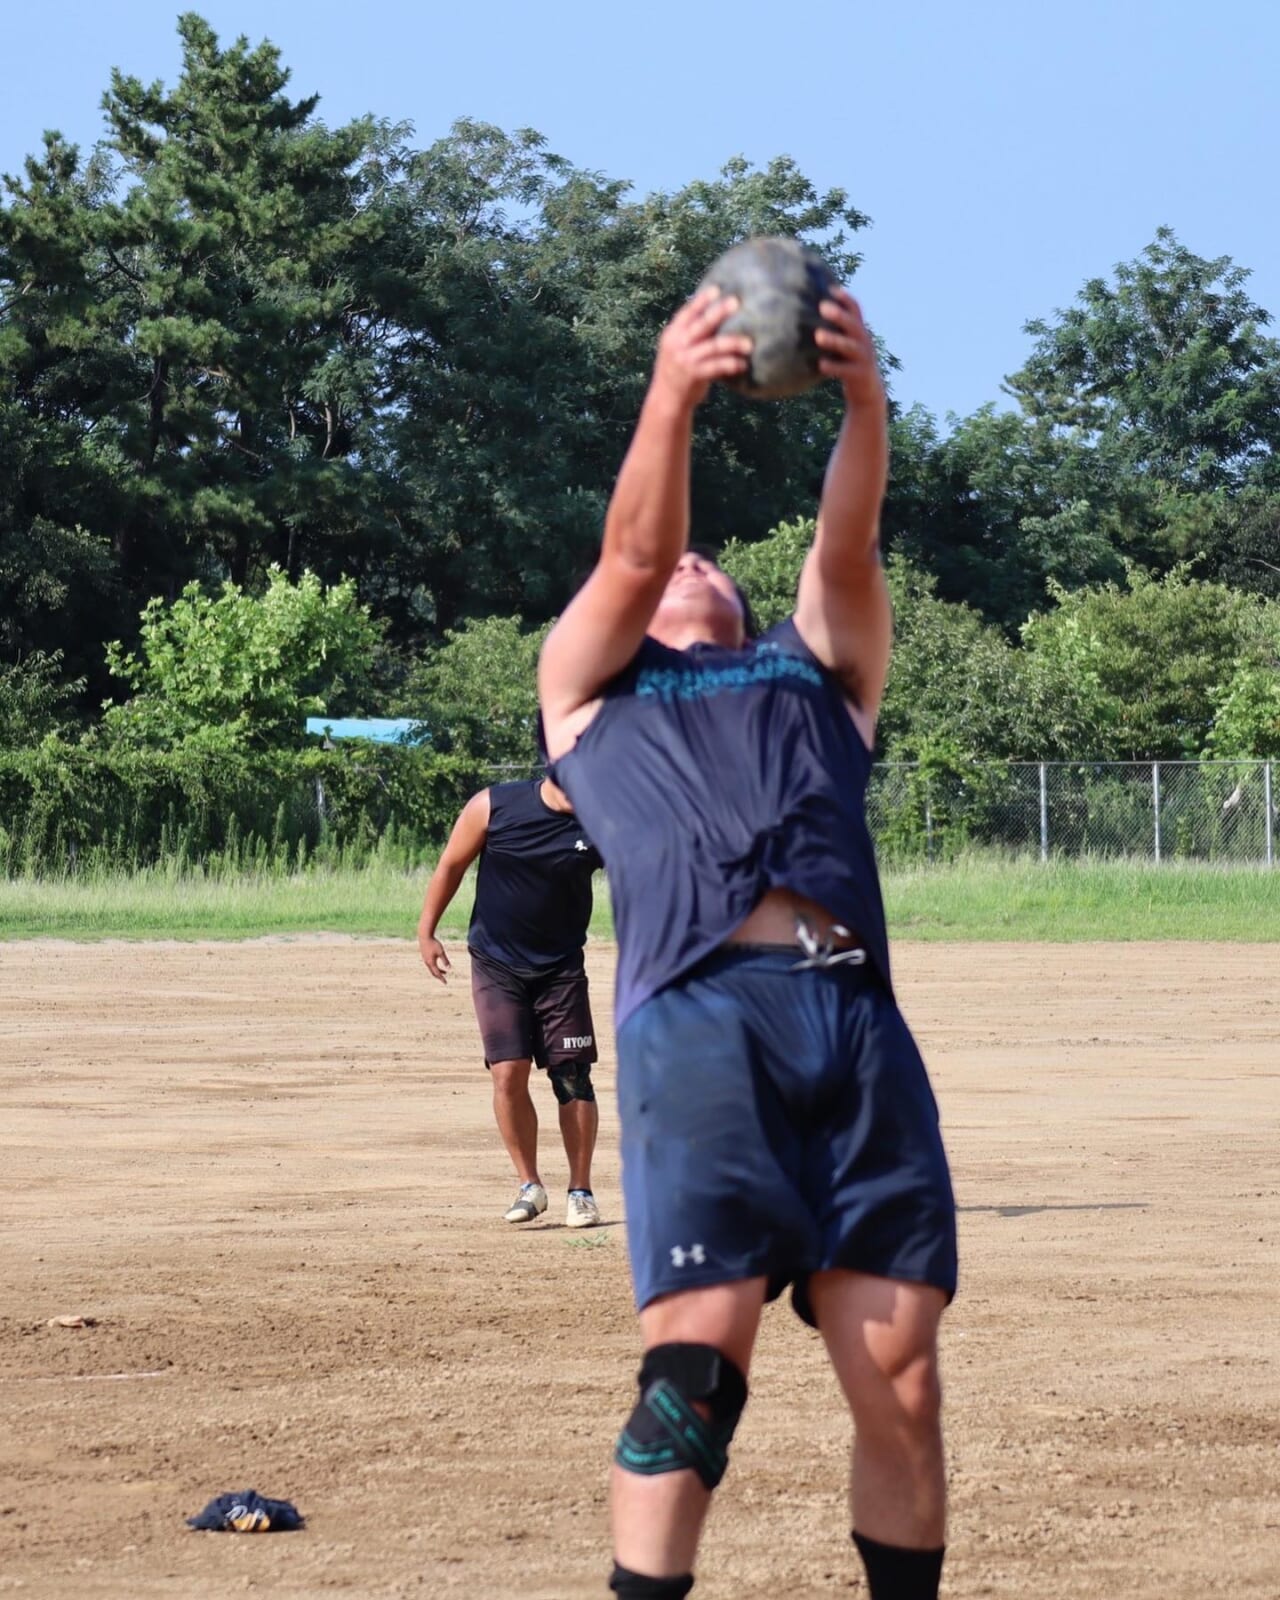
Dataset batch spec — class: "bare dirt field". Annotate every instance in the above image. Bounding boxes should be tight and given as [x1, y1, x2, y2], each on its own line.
[2, 939, 1278, 1598]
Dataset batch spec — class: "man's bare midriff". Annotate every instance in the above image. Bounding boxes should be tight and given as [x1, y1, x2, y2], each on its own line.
[725, 885, 862, 950]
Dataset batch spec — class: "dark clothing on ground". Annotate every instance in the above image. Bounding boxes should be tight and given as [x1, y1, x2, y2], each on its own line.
[186, 1491, 304, 1533]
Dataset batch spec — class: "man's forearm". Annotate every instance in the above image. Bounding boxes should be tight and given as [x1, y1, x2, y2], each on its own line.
[419, 861, 467, 937]
[601, 386, 695, 578]
[818, 397, 889, 563]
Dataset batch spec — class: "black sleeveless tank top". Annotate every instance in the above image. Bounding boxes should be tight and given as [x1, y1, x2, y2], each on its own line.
[467, 780, 603, 973]
[551, 618, 891, 1025]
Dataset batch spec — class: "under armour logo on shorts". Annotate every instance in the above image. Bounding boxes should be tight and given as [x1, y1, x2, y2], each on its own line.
[670, 1243, 706, 1268]
[574, 839, 589, 851]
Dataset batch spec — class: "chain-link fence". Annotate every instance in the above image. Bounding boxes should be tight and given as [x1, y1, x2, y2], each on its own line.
[369, 756, 1279, 866]
[868, 760, 1278, 865]
[516, 757, 1277, 865]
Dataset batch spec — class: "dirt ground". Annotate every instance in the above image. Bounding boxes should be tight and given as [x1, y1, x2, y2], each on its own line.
[1, 938, 1278, 1599]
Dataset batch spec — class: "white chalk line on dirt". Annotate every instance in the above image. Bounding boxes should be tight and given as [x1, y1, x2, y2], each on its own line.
[1, 1369, 173, 1383]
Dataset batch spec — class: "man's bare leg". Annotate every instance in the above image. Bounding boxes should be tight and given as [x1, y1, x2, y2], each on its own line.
[558, 1095, 599, 1192]
[809, 1269, 947, 1597]
[489, 1058, 539, 1184]
[611, 1277, 767, 1580]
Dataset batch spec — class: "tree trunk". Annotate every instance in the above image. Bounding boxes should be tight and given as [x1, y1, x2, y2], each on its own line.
[230, 531, 249, 587]
[144, 357, 168, 468]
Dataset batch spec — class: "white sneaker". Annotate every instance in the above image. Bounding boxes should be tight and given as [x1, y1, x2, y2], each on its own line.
[565, 1189, 601, 1228]
[503, 1181, 548, 1224]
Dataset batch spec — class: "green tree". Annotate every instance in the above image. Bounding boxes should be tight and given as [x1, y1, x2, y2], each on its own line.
[0, 651, 83, 744]
[395, 614, 550, 765]
[1008, 228, 1280, 492]
[1020, 566, 1257, 760]
[1005, 230, 1280, 591]
[721, 523, 1033, 758]
[1152, 488, 1280, 601]
[94, 14, 410, 589]
[392, 611, 547, 761]
[0, 515, 116, 668]
[877, 561, 1033, 760]
[0, 136, 128, 686]
[1207, 602, 1280, 757]
[386, 123, 874, 628]
[102, 567, 379, 749]
[3, 34, 882, 659]
[14, 12, 1280, 741]
[883, 404, 1125, 632]
[1208, 664, 1280, 758]
[719, 516, 815, 631]
[0, 14, 411, 661]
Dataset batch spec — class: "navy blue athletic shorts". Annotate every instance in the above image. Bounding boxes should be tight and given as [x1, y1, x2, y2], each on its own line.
[616, 947, 957, 1326]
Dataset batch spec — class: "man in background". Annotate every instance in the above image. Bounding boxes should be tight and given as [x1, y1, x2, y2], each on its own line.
[419, 775, 604, 1228]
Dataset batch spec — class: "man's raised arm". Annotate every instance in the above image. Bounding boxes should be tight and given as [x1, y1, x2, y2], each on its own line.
[794, 288, 892, 749]
[538, 291, 749, 760]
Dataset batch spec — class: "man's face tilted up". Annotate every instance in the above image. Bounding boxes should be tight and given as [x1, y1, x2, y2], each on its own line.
[649, 552, 747, 651]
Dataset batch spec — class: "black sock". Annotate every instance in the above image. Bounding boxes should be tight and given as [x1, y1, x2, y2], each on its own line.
[608, 1563, 694, 1598]
[852, 1531, 945, 1600]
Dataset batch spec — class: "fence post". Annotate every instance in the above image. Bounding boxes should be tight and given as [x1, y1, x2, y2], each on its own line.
[1152, 762, 1162, 863]
[1266, 761, 1274, 868]
[924, 780, 935, 864]
[1039, 763, 1049, 862]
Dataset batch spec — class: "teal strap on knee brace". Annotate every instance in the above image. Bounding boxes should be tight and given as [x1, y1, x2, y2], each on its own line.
[616, 1378, 731, 1484]
[614, 1343, 748, 1490]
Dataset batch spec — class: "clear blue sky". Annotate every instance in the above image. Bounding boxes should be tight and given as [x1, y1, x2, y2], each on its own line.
[4, 0, 1277, 419]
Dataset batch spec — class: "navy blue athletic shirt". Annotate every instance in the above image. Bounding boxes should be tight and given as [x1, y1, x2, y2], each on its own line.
[467, 780, 603, 973]
[552, 618, 891, 1026]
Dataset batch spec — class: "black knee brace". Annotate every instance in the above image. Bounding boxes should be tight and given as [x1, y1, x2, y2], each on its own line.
[549, 1058, 596, 1105]
[614, 1343, 748, 1490]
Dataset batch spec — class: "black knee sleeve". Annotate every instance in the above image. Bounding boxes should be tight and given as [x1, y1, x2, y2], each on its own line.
[614, 1342, 748, 1491]
[609, 1565, 694, 1598]
[549, 1058, 596, 1105]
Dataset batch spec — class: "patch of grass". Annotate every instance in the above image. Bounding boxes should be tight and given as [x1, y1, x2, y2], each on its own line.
[883, 855, 1280, 941]
[0, 861, 438, 942]
[1, 857, 1278, 943]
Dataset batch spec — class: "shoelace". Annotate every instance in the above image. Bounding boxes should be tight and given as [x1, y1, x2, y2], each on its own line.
[790, 918, 868, 972]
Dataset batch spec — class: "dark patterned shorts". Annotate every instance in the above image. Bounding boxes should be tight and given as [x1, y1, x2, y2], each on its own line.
[468, 947, 597, 1070]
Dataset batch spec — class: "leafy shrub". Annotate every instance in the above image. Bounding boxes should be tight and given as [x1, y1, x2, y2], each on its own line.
[0, 651, 83, 743]
[0, 742, 490, 875]
[103, 568, 380, 750]
[395, 614, 550, 762]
